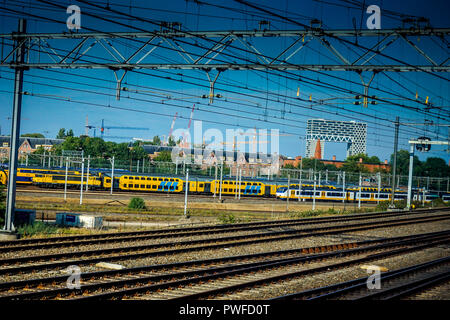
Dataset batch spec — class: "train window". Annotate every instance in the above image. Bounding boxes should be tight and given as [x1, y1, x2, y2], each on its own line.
[129, 176, 134, 180]
[152, 185, 156, 189]
[328, 192, 342, 197]
[158, 178, 162, 181]
[199, 183, 204, 188]
[106, 178, 111, 183]
[169, 186, 174, 190]
[140, 184, 144, 188]
[164, 178, 168, 181]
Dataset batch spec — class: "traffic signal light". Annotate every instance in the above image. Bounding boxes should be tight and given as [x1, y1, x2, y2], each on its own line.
[416, 136, 431, 152]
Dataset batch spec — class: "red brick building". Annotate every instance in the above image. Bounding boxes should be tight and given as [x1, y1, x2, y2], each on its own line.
[283, 155, 391, 172]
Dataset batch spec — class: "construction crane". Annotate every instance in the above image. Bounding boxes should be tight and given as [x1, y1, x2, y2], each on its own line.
[85, 117, 149, 139]
[166, 112, 178, 145]
[179, 105, 196, 148]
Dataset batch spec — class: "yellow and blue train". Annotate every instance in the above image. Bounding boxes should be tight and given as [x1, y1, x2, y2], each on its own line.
[1, 166, 449, 203]
[275, 185, 443, 203]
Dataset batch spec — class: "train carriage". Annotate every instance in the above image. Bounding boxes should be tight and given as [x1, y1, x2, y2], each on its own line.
[210, 179, 266, 197]
[0, 167, 81, 185]
[119, 175, 183, 193]
[276, 185, 412, 203]
[32, 173, 103, 189]
[442, 193, 450, 203]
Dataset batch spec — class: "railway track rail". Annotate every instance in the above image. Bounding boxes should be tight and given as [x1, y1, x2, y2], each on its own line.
[0, 230, 447, 300]
[0, 208, 445, 252]
[1, 212, 449, 275]
[272, 256, 450, 300]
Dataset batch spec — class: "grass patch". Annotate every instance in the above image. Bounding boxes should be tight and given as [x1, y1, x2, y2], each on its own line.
[289, 208, 346, 218]
[16, 201, 272, 222]
[16, 221, 59, 238]
[288, 207, 376, 218]
[217, 213, 237, 224]
[16, 221, 123, 238]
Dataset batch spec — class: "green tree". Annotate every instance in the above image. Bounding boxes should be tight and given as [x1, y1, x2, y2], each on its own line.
[345, 153, 379, 163]
[168, 136, 176, 147]
[422, 157, 450, 177]
[340, 161, 369, 173]
[32, 146, 46, 155]
[390, 149, 423, 176]
[297, 158, 326, 171]
[152, 136, 161, 146]
[56, 128, 66, 139]
[368, 155, 381, 164]
[153, 150, 172, 162]
[66, 129, 74, 137]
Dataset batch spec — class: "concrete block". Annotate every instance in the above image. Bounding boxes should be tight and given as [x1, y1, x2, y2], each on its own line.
[95, 262, 124, 270]
[360, 264, 389, 272]
[0, 231, 19, 240]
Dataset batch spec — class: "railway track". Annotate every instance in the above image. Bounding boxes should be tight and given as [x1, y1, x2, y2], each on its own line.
[0, 212, 449, 276]
[272, 256, 450, 300]
[16, 186, 281, 202]
[0, 230, 447, 300]
[0, 208, 445, 252]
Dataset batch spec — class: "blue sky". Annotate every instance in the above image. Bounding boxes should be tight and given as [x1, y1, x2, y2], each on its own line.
[0, 0, 449, 163]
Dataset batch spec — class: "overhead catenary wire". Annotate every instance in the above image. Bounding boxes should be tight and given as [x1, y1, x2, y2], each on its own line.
[0, 33, 446, 142]
[0, 10, 446, 130]
[0, 1, 446, 149]
[69, 0, 449, 111]
[11, 0, 446, 119]
[0, 40, 444, 143]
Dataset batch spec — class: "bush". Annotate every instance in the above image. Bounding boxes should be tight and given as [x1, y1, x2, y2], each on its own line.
[431, 198, 449, 208]
[128, 197, 146, 210]
[218, 213, 236, 224]
[376, 200, 407, 211]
